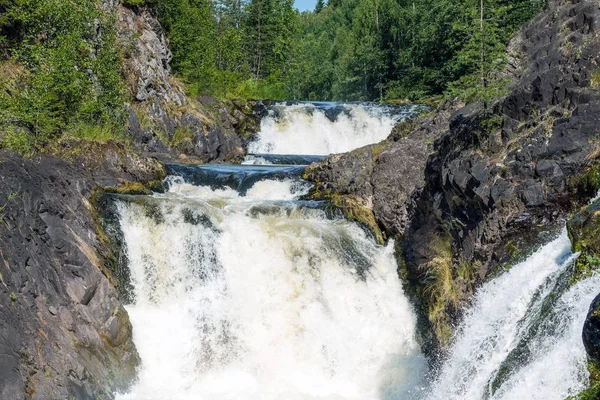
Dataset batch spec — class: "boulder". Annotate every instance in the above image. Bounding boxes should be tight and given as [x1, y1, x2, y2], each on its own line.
[584, 293, 600, 363]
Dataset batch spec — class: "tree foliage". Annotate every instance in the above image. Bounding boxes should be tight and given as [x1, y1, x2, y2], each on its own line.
[0, 0, 126, 139]
[0, 0, 546, 148]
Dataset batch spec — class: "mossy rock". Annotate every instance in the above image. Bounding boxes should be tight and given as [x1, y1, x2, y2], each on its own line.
[568, 360, 600, 400]
[314, 193, 385, 245]
[568, 198, 600, 283]
[568, 198, 600, 254]
[104, 179, 165, 196]
[569, 163, 600, 202]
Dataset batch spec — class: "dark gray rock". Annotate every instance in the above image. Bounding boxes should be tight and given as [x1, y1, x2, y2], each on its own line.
[305, 0, 600, 346]
[0, 144, 164, 400]
[305, 103, 457, 237]
[583, 293, 600, 363]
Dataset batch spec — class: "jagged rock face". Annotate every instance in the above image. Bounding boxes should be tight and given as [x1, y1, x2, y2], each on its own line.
[304, 104, 457, 237]
[406, 0, 600, 281]
[115, 4, 262, 163]
[305, 0, 600, 345]
[0, 145, 164, 400]
[116, 6, 186, 106]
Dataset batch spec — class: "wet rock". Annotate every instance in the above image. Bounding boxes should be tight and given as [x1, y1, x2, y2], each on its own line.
[306, 0, 600, 347]
[0, 144, 164, 399]
[583, 293, 600, 363]
[305, 103, 457, 236]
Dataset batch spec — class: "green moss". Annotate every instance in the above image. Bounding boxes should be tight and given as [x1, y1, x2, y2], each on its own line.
[371, 142, 388, 160]
[105, 181, 152, 196]
[591, 72, 600, 89]
[568, 198, 600, 284]
[329, 194, 385, 245]
[171, 126, 195, 149]
[567, 361, 600, 400]
[1, 128, 34, 157]
[421, 234, 460, 346]
[571, 254, 600, 285]
[568, 164, 600, 201]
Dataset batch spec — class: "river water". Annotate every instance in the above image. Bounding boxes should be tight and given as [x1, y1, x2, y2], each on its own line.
[113, 102, 596, 399]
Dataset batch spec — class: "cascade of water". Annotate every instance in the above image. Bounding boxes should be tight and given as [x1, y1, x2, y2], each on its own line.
[111, 101, 598, 400]
[115, 178, 426, 400]
[426, 230, 597, 400]
[247, 103, 417, 156]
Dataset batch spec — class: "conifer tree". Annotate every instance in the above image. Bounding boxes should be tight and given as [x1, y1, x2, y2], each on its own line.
[315, 0, 325, 13]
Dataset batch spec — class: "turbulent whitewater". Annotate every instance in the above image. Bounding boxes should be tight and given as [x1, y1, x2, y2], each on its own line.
[114, 177, 425, 400]
[111, 102, 598, 400]
[426, 231, 598, 400]
[248, 102, 417, 156]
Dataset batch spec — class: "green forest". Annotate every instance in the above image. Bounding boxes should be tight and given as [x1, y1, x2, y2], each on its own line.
[0, 0, 544, 149]
[137, 0, 544, 100]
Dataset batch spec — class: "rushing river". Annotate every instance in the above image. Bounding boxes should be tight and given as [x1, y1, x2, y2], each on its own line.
[112, 102, 597, 399]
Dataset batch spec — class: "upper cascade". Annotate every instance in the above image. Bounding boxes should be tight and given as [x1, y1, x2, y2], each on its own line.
[247, 102, 418, 156]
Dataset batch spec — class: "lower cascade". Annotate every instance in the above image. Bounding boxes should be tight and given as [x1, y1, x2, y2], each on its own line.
[111, 165, 600, 400]
[109, 102, 599, 399]
[113, 172, 426, 400]
[426, 231, 599, 399]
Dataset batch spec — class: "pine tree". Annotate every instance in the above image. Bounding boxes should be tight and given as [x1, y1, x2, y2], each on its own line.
[315, 0, 325, 13]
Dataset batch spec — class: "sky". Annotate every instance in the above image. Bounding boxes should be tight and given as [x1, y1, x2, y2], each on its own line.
[295, 0, 318, 12]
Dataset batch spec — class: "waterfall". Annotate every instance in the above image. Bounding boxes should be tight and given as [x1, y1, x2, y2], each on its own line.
[248, 102, 418, 156]
[111, 102, 598, 399]
[114, 176, 426, 400]
[426, 231, 598, 399]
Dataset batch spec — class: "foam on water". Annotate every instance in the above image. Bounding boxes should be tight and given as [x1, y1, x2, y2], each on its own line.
[115, 179, 425, 400]
[426, 230, 596, 399]
[248, 103, 413, 156]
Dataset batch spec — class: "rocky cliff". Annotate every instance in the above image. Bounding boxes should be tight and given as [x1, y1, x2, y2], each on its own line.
[306, 0, 600, 346]
[0, 2, 262, 398]
[0, 143, 164, 400]
[107, 1, 263, 163]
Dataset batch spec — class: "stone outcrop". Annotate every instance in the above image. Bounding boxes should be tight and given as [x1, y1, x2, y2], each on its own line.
[304, 103, 458, 240]
[305, 0, 600, 346]
[114, 3, 264, 162]
[0, 143, 165, 400]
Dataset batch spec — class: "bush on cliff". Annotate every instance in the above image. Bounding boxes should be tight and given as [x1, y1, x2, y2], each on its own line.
[0, 0, 127, 150]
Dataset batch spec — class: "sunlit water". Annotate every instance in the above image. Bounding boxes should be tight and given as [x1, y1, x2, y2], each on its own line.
[114, 179, 426, 400]
[248, 102, 417, 156]
[113, 102, 597, 399]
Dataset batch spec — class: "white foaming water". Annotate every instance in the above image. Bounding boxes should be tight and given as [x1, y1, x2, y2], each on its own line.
[242, 155, 269, 165]
[248, 103, 412, 156]
[426, 230, 596, 400]
[491, 273, 600, 399]
[115, 179, 425, 400]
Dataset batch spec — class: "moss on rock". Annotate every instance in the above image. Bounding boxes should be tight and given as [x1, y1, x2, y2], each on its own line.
[568, 198, 600, 284]
[329, 194, 385, 245]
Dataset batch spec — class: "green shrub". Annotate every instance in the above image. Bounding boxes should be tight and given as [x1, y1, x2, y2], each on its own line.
[1, 128, 34, 157]
[0, 0, 126, 140]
